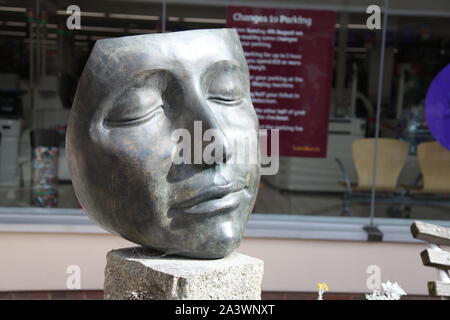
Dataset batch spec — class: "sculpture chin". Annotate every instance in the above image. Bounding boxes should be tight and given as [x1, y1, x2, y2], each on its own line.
[122, 214, 245, 259]
[166, 238, 241, 260]
[174, 222, 243, 259]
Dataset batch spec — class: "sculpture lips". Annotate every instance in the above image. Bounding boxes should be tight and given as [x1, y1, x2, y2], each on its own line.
[172, 182, 246, 214]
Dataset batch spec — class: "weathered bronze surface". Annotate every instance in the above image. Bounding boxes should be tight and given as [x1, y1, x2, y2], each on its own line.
[66, 29, 261, 259]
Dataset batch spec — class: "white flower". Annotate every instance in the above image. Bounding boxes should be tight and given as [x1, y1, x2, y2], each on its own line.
[382, 281, 407, 300]
[365, 290, 387, 300]
[366, 281, 407, 300]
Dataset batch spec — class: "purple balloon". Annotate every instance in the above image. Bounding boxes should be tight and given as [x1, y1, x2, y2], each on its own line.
[425, 63, 450, 151]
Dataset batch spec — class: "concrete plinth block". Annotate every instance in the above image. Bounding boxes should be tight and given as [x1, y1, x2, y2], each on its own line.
[104, 247, 264, 300]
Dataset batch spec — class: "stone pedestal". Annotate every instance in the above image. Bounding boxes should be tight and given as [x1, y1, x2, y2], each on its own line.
[104, 247, 264, 300]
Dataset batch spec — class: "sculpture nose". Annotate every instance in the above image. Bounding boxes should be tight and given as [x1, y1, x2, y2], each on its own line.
[192, 97, 233, 165]
[203, 116, 233, 165]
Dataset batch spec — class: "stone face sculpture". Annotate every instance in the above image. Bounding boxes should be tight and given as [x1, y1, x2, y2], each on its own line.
[66, 29, 261, 259]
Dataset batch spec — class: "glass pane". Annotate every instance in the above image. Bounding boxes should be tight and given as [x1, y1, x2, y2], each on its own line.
[377, 0, 450, 221]
[0, 0, 391, 224]
[0, 0, 162, 209]
[225, 2, 384, 219]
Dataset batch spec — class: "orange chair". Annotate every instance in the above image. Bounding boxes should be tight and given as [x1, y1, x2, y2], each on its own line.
[408, 142, 450, 194]
[336, 138, 409, 215]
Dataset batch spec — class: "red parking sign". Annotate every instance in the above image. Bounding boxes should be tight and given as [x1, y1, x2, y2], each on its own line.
[227, 6, 336, 157]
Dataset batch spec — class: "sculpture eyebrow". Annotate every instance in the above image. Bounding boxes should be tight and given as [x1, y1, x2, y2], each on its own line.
[130, 69, 168, 88]
[204, 60, 242, 75]
[113, 69, 167, 100]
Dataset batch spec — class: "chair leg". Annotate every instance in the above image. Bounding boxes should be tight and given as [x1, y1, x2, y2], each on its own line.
[341, 194, 352, 216]
[387, 204, 412, 218]
[403, 206, 412, 219]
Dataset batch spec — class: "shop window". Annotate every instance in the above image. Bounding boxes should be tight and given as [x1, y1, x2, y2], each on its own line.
[0, 0, 449, 234]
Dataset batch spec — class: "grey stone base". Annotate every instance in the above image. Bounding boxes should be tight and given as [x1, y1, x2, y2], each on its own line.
[104, 247, 264, 300]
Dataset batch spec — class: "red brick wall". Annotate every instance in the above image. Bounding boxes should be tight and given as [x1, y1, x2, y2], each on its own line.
[0, 291, 438, 300]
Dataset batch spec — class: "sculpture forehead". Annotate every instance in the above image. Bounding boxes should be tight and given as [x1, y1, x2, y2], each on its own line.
[89, 29, 245, 81]
[73, 29, 247, 119]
